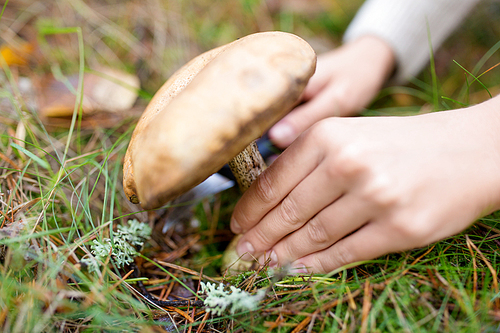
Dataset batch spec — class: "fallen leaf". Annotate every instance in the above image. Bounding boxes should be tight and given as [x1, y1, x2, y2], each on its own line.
[41, 106, 144, 130]
[0, 41, 34, 66]
[38, 66, 140, 117]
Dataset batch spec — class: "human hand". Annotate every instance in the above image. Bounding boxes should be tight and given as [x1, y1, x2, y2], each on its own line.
[269, 36, 395, 148]
[231, 101, 500, 274]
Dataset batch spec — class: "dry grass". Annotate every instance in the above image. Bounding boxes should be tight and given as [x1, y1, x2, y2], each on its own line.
[1, 0, 500, 332]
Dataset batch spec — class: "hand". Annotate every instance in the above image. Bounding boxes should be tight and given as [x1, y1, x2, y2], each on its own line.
[231, 99, 500, 274]
[269, 36, 395, 148]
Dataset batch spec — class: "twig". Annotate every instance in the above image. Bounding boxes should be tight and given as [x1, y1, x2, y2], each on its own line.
[465, 235, 500, 308]
[132, 263, 205, 308]
[195, 312, 210, 333]
[465, 236, 478, 302]
[360, 280, 372, 333]
[0, 152, 21, 171]
[153, 260, 219, 283]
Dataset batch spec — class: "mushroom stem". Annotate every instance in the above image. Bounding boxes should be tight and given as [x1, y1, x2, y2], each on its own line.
[222, 140, 268, 273]
[227, 140, 267, 192]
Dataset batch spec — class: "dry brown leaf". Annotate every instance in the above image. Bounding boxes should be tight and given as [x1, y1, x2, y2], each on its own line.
[38, 66, 140, 118]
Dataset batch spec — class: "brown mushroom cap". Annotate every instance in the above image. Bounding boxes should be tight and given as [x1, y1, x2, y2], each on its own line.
[123, 44, 231, 203]
[132, 31, 316, 209]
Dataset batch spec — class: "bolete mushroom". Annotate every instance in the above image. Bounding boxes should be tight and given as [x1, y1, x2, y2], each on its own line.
[124, 31, 316, 272]
[123, 43, 231, 204]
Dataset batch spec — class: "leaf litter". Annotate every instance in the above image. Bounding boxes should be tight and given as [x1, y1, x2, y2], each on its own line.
[1, 0, 500, 332]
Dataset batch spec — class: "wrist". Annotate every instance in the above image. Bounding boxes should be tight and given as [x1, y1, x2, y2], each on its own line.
[461, 95, 500, 213]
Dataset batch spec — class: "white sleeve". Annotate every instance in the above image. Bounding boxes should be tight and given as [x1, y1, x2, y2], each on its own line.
[343, 0, 481, 83]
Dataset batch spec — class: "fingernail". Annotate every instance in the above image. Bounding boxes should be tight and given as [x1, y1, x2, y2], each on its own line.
[230, 218, 242, 234]
[269, 123, 295, 145]
[289, 263, 308, 274]
[259, 251, 278, 266]
[236, 241, 255, 261]
[269, 251, 278, 267]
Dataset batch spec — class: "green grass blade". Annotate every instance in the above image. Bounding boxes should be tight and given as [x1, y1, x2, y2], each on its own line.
[453, 60, 492, 98]
[10, 142, 50, 170]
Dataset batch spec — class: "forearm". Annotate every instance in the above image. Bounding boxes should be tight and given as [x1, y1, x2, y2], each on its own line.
[344, 0, 481, 83]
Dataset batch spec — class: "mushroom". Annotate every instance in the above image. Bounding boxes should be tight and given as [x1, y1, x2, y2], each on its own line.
[123, 43, 231, 204]
[124, 31, 316, 272]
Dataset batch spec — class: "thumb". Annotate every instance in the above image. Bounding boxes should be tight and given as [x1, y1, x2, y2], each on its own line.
[269, 84, 344, 148]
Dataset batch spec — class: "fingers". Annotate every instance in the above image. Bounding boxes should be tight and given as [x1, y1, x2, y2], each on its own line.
[235, 159, 348, 261]
[230, 132, 324, 235]
[267, 193, 374, 267]
[289, 221, 402, 274]
[269, 40, 395, 149]
[269, 83, 341, 148]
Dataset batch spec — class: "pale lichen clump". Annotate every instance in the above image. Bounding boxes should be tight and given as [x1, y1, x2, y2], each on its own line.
[81, 219, 152, 273]
[199, 282, 266, 316]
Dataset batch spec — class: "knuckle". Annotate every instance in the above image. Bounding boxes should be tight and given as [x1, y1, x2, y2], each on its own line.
[254, 170, 277, 205]
[251, 226, 274, 250]
[388, 214, 431, 246]
[232, 210, 251, 230]
[362, 174, 398, 209]
[278, 196, 302, 226]
[311, 253, 331, 274]
[331, 144, 368, 179]
[309, 242, 355, 274]
[306, 119, 336, 146]
[306, 218, 330, 244]
[274, 242, 294, 265]
[331, 242, 354, 268]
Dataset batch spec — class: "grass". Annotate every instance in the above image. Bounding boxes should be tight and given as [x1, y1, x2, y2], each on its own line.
[1, 0, 500, 332]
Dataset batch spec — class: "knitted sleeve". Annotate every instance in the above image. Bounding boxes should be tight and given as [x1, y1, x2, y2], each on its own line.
[343, 0, 481, 83]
